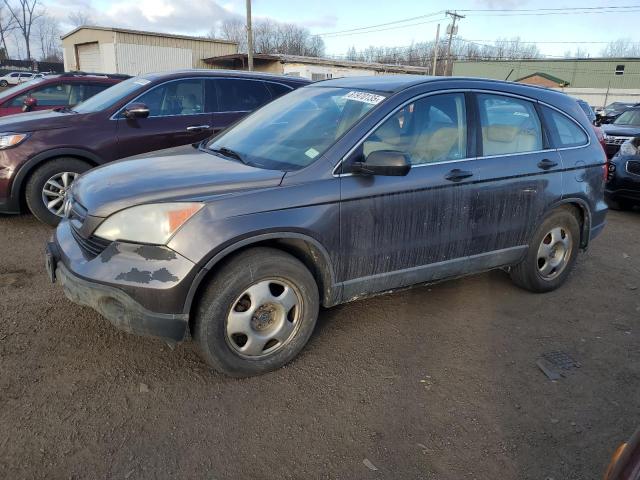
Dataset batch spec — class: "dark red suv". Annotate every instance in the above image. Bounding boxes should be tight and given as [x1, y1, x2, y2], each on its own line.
[0, 72, 126, 116]
[0, 70, 309, 225]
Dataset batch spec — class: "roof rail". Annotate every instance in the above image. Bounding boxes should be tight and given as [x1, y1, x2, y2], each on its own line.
[60, 71, 131, 79]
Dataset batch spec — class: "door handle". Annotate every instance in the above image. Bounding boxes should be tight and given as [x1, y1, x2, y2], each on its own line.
[537, 159, 558, 170]
[445, 169, 473, 182]
[186, 125, 211, 132]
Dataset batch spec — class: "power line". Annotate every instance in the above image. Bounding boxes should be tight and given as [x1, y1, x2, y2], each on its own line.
[458, 5, 640, 13]
[316, 10, 444, 37]
[319, 16, 446, 38]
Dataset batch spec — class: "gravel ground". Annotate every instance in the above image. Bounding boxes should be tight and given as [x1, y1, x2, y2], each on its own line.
[1, 210, 639, 480]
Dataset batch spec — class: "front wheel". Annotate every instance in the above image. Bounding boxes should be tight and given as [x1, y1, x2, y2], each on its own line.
[0, 80, 8, 87]
[193, 247, 320, 377]
[25, 157, 92, 226]
[510, 209, 580, 293]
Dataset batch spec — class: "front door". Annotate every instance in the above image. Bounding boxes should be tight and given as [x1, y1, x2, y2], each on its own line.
[115, 78, 214, 159]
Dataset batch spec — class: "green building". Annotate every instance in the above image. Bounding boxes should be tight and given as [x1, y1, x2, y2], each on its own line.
[452, 58, 640, 107]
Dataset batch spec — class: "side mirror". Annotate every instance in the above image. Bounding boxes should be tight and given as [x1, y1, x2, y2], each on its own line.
[123, 102, 150, 119]
[22, 96, 37, 112]
[352, 150, 411, 176]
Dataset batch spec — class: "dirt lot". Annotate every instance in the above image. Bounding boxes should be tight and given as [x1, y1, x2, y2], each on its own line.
[1, 210, 639, 480]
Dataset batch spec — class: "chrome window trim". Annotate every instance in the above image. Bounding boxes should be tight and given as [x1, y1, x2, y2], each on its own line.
[333, 88, 592, 177]
[110, 76, 291, 120]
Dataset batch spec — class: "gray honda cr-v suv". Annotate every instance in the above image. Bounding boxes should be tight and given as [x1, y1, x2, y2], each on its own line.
[47, 75, 608, 377]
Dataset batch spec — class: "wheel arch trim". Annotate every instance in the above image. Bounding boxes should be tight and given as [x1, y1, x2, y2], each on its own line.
[183, 231, 340, 315]
[545, 197, 592, 248]
[9, 148, 102, 208]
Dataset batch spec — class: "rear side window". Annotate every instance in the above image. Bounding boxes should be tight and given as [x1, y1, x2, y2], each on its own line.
[265, 82, 292, 99]
[545, 108, 588, 148]
[215, 79, 271, 112]
[477, 93, 543, 156]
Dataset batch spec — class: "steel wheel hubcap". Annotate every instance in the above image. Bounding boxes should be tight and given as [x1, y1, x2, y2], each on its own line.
[226, 278, 302, 358]
[42, 171, 78, 217]
[537, 226, 572, 280]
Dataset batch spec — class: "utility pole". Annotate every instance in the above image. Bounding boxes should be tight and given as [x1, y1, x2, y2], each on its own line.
[432, 23, 440, 76]
[246, 0, 254, 71]
[444, 10, 464, 76]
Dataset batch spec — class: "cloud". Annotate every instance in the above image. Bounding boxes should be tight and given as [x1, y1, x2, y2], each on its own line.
[47, 0, 242, 36]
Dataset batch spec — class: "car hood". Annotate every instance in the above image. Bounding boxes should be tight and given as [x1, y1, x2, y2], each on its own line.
[72, 147, 286, 218]
[0, 109, 76, 131]
[602, 124, 640, 136]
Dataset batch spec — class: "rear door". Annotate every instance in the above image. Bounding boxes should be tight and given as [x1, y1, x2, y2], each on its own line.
[209, 78, 273, 135]
[468, 91, 564, 253]
[115, 78, 214, 158]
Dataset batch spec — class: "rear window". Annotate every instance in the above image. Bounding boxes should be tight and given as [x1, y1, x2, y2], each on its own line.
[545, 108, 588, 148]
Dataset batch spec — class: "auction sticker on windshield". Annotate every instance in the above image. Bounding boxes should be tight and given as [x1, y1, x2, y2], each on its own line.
[344, 91, 385, 105]
[133, 79, 151, 86]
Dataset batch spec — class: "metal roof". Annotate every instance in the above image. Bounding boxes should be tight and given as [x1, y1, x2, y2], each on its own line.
[203, 53, 431, 74]
[60, 25, 237, 45]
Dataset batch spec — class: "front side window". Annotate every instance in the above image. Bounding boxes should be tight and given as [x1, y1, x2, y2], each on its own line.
[207, 86, 384, 170]
[362, 93, 467, 165]
[545, 108, 588, 148]
[478, 93, 543, 156]
[215, 79, 271, 112]
[133, 79, 205, 117]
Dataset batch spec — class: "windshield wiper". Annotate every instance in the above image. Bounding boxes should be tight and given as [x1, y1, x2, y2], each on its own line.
[209, 146, 247, 164]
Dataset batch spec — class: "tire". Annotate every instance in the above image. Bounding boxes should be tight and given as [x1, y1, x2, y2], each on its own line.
[0, 80, 8, 87]
[606, 196, 634, 211]
[510, 208, 581, 293]
[25, 157, 92, 227]
[193, 247, 320, 377]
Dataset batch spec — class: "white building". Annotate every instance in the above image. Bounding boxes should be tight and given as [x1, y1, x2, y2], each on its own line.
[203, 53, 431, 80]
[61, 26, 238, 76]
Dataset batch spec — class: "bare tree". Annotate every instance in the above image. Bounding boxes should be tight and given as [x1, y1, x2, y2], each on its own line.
[0, 4, 15, 59]
[67, 11, 92, 28]
[4, 0, 43, 60]
[35, 14, 60, 61]
[601, 38, 640, 57]
[213, 17, 325, 57]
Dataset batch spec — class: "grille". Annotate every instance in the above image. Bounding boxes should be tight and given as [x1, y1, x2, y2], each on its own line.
[627, 160, 640, 176]
[70, 223, 110, 258]
[605, 136, 632, 146]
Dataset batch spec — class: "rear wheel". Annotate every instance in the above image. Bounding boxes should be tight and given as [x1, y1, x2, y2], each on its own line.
[193, 247, 319, 377]
[25, 157, 92, 226]
[510, 209, 580, 293]
[0, 80, 8, 87]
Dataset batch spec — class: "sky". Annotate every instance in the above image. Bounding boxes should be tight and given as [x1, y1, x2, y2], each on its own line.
[39, 0, 640, 59]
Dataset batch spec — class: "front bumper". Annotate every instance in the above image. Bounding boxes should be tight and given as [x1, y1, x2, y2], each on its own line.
[48, 220, 197, 342]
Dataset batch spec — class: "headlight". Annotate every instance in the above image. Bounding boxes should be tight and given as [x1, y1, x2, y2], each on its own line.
[0, 132, 28, 149]
[94, 202, 204, 245]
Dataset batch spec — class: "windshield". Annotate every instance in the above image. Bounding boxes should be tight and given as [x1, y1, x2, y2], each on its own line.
[73, 76, 148, 113]
[0, 78, 44, 101]
[613, 109, 640, 126]
[605, 102, 634, 114]
[207, 87, 386, 170]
